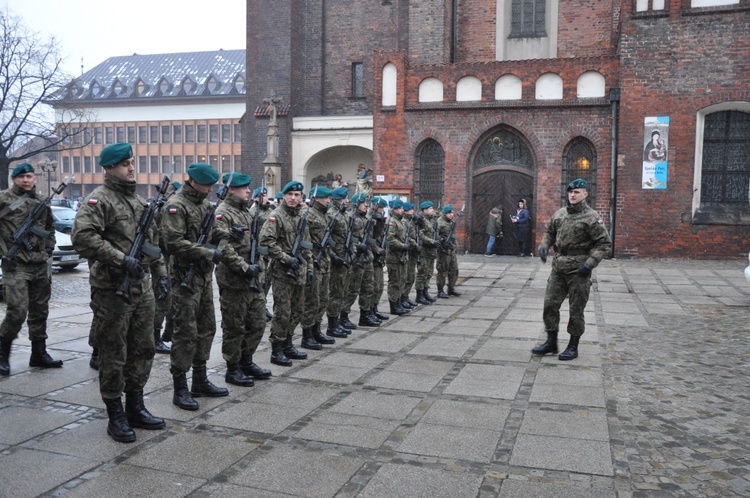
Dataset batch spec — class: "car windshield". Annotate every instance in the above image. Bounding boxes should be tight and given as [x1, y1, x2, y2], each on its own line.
[53, 208, 77, 221]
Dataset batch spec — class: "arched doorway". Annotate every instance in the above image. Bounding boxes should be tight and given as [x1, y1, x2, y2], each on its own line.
[304, 145, 373, 193]
[470, 129, 535, 255]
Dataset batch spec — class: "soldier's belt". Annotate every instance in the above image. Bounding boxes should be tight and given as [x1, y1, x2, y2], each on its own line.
[558, 249, 589, 256]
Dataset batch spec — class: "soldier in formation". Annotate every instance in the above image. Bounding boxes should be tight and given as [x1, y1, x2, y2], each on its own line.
[436, 205, 461, 299]
[386, 199, 410, 315]
[324, 187, 352, 338]
[415, 201, 438, 305]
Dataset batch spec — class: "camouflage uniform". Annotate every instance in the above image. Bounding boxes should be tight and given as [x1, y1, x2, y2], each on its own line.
[249, 201, 274, 312]
[72, 174, 167, 400]
[341, 208, 366, 316]
[402, 213, 419, 301]
[416, 213, 438, 295]
[386, 212, 408, 303]
[541, 200, 611, 338]
[302, 200, 332, 329]
[325, 201, 351, 323]
[356, 212, 377, 313]
[436, 214, 459, 292]
[152, 202, 173, 351]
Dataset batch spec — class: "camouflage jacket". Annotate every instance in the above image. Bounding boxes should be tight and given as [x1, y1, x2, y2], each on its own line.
[259, 201, 313, 285]
[308, 200, 331, 273]
[419, 214, 439, 258]
[541, 200, 612, 273]
[437, 214, 458, 255]
[0, 184, 55, 265]
[72, 174, 166, 289]
[386, 213, 407, 264]
[326, 201, 350, 258]
[214, 194, 265, 291]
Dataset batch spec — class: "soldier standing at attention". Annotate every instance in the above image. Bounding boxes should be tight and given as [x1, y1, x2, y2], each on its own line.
[340, 192, 371, 329]
[259, 181, 314, 367]
[400, 202, 419, 309]
[72, 143, 168, 442]
[367, 197, 390, 321]
[300, 186, 336, 349]
[162, 163, 227, 411]
[152, 180, 181, 355]
[533, 178, 611, 361]
[415, 201, 438, 305]
[213, 173, 271, 386]
[324, 187, 351, 338]
[0, 163, 62, 376]
[354, 197, 381, 327]
[386, 198, 410, 315]
[436, 205, 461, 299]
[249, 186, 274, 322]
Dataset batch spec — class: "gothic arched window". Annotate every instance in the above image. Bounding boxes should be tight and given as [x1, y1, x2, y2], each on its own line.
[415, 139, 445, 206]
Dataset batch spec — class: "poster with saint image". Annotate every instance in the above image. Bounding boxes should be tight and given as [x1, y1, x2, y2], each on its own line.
[642, 116, 669, 189]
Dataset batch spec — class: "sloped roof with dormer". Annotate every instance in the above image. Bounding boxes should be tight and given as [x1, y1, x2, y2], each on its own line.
[46, 49, 246, 105]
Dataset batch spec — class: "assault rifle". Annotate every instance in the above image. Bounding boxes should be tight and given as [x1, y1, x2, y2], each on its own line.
[354, 212, 378, 268]
[180, 183, 229, 293]
[440, 204, 464, 253]
[400, 216, 412, 263]
[286, 207, 313, 278]
[342, 209, 356, 268]
[413, 214, 422, 266]
[116, 175, 171, 304]
[316, 202, 345, 268]
[2, 178, 70, 269]
[247, 200, 264, 292]
[374, 217, 389, 267]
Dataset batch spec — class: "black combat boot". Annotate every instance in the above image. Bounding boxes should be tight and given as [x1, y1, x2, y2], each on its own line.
[531, 330, 559, 356]
[271, 341, 293, 367]
[312, 322, 335, 345]
[372, 305, 389, 321]
[225, 362, 255, 387]
[161, 320, 174, 342]
[240, 354, 272, 379]
[104, 397, 136, 443]
[89, 347, 100, 370]
[423, 287, 437, 303]
[191, 365, 229, 398]
[29, 340, 63, 368]
[154, 328, 170, 354]
[358, 309, 381, 327]
[558, 335, 580, 361]
[326, 317, 348, 338]
[173, 373, 199, 411]
[416, 290, 431, 305]
[125, 390, 166, 430]
[301, 327, 322, 350]
[339, 312, 358, 330]
[389, 300, 409, 315]
[0, 340, 12, 376]
[403, 295, 418, 307]
[437, 287, 449, 299]
[448, 287, 462, 297]
[282, 337, 308, 360]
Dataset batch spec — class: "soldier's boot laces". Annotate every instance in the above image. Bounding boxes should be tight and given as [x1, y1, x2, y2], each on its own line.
[558, 335, 580, 361]
[300, 327, 322, 350]
[373, 305, 390, 320]
[312, 322, 335, 345]
[125, 390, 166, 430]
[154, 328, 170, 354]
[240, 354, 272, 379]
[29, 340, 63, 368]
[271, 342, 293, 367]
[532, 330, 559, 356]
[225, 363, 255, 387]
[0, 340, 12, 376]
[282, 337, 308, 360]
[104, 397, 136, 443]
[326, 317, 348, 338]
[339, 312, 358, 330]
[173, 374, 199, 411]
[191, 365, 229, 397]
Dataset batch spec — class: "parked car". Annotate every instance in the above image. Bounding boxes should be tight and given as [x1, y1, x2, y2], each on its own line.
[51, 206, 77, 234]
[51, 230, 84, 270]
[51, 198, 75, 209]
[745, 252, 750, 284]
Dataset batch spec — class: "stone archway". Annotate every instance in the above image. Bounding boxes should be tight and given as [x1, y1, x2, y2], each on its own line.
[304, 145, 373, 192]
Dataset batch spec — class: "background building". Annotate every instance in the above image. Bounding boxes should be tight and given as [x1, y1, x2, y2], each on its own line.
[244, 0, 750, 258]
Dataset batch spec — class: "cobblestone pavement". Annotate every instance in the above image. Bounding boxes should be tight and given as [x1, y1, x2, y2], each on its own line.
[0, 256, 748, 497]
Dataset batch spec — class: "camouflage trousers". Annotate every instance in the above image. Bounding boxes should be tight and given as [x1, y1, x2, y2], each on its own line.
[403, 255, 417, 297]
[357, 262, 374, 310]
[416, 255, 436, 291]
[371, 262, 385, 309]
[269, 276, 305, 344]
[169, 270, 217, 376]
[436, 251, 458, 290]
[386, 261, 406, 302]
[302, 268, 329, 328]
[152, 265, 173, 334]
[326, 265, 349, 319]
[0, 262, 50, 342]
[90, 283, 155, 399]
[542, 268, 592, 337]
[219, 285, 266, 364]
[342, 264, 364, 314]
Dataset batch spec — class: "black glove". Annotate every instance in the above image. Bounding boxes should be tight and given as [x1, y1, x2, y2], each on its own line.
[229, 227, 246, 241]
[211, 249, 223, 264]
[331, 253, 344, 268]
[306, 270, 315, 288]
[539, 247, 548, 264]
[577, 262, 592, 278]
[122, 256, 145, 279]
[45, 246, 54, 257]
[245, 264, 261, 277]
[357, 242, 368, 253]
[157, 276, 170, 301]
[287, 256, 300, 271]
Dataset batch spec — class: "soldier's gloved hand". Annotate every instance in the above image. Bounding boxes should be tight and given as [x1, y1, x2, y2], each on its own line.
[122, 256, 145, 279]
[357, 242, 367, 253]
[306, 270, 315, 288]
[330, 254, 344, 268]
[45, 246, 54, 257]
[157, 276, 170, 301]
[287, 256, 300, 271]
[245, 264, 261, 277]
[577, 262, 592, 278]
[229, 227, 245, 241]
[539, 247, 548, 264]
[211, 249, 223, 264]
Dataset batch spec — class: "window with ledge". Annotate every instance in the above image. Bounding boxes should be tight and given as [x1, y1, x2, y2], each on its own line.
[691, 0, 738, 7]
[185, 125, 195, 143]
[352, 62, 364, 98]
[209, 155, 219, 170]
[415, 139, 445, 206]
[72, 157, 81, 174]
[562, 139, 597, 208]
[221, 124, 231, 143]
[161, 125, 170, 144]
[510, 0, 547, 38]
[83, 157, 92, 174]
[138, 126, 147, 144]
[197, 125, 206, 143]
[233, 124, 241, 142]
[150, 126, 158, 144]
[234, 155, 241, 170]
[209, 124, 219, 143]
[138, 156, 147, 174]
[173, 125, 182, 143]
[61, 156, 70, 174]
[105, 127, 113, 144]
[94, 128, 102, 145]
[221, 155, 231, 173]
[127, 126, 135, 144]
[149, 156, 159, 174]
[162, 156, 171, 173]
[116, 126, 124, 143]
[173, 156, 182, 173]
[635, 0, 666, 11]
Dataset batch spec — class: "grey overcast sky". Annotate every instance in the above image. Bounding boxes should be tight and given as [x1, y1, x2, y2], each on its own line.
[3, 0, 246, 79]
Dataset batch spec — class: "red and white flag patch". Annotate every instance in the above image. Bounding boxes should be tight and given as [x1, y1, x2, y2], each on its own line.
[87, 199, 98, 205]
[268, 216, 276, 222]
[215, 214, 223, 220]
[168, 207, 178, 214]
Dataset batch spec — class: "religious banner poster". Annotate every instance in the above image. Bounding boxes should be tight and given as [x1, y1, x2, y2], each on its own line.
[642, 116, 669, 189]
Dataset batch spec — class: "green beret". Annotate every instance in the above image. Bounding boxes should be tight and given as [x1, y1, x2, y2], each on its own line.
[187, 163, 219, 185]
[567, 178, 588, 191]
[222, 172, 252, 187]
[402, 201, 415, 211]
[331, 186, 349, 200]
[371, 196, 388, 208]
[351, 193, 367, 205]
[442, 204, 454, 214]
[253, 187, 267, 198]
[281, 181, 304, 194]
[310, 186, 332, 198]
[99, 143, 133, 167]
[420, 201, 434, 210]
[171, 181, 182, 191]
[390, 199, 404, 210]
[11, 162, 34, 178]
[275, 192, 283, 200]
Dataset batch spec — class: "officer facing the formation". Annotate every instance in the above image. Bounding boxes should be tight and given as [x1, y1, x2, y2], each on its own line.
[367, 197, 390, 321]
[386, 198, 410, 315]
[325, 186, 352, 338]
[259, 180, 314, 367]
[533, 178, 611, 361]
[436, 205, 462, 298]
[0, 163, 62, 376]
[415, 201, 439, 305]
[162, 163, 227, 411]
[72, 143, 168, 442]
[213, 173, 272, 387]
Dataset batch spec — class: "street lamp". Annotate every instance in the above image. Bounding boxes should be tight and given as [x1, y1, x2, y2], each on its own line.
[39, 159, 58, 195]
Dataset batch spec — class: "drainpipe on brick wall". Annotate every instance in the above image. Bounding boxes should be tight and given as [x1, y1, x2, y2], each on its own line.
[609, 87, 620, 258]
[450, 0, 458, 63]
